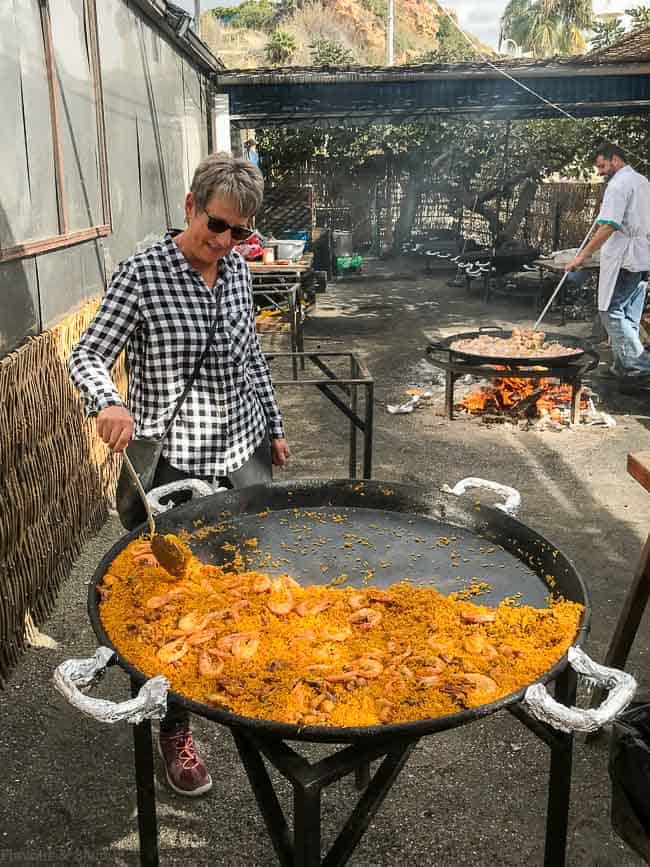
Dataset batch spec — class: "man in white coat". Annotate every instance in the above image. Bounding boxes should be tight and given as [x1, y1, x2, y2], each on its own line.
[566, 143, 650, 393]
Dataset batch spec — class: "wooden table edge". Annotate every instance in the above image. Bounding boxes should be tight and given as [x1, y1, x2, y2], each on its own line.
[628, 451, 650, 493]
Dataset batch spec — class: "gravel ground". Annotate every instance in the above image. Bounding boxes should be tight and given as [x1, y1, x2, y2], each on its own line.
[2, 263, 649, 866]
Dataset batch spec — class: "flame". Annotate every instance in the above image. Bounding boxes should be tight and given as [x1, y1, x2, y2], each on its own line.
[461, 377, 586, 421]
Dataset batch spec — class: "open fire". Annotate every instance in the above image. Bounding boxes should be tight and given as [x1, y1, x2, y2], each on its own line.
[460, 376, 588, 425]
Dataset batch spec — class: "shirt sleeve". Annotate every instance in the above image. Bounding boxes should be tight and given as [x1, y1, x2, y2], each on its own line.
[68, 260, 141, 416]
[244, 268, 286, 439]
[597, 181, 628, 230]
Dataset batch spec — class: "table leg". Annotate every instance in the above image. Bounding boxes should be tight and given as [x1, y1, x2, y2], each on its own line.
[590, 533, 650, 709]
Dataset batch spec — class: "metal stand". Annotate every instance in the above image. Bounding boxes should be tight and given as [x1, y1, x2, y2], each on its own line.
[130, 677, 159, 867]
[267, 352, 374, 479]
[129, 670, 578, 867]
[231, 731, 418, 867]
[253, 281, 305, 378]
[428, 349, 599, 423]
[508, 665, 578, 867]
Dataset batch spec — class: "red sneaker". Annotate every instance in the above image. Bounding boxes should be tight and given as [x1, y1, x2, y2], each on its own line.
[158, 724, 212, 797]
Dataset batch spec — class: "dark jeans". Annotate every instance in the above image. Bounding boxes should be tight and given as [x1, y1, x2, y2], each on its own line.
[157, 432, 272, 732]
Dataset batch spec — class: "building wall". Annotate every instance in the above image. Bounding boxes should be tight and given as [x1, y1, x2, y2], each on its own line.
[0, 0, 210, 358]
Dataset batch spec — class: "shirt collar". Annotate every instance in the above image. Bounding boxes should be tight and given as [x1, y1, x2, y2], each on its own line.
[164, 230, 238, 278]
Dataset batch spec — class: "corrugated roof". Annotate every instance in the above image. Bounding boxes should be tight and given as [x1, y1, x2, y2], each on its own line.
[588, 25, 650, 63]
[216, 54, 644, 86]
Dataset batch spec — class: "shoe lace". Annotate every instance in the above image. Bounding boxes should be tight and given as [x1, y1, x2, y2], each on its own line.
[167, 730, 200, 770]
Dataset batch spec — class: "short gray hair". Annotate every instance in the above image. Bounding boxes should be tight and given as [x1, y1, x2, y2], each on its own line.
[190, 151, 264, 217]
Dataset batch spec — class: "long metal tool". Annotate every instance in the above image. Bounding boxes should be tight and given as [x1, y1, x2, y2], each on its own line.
[533, 217, 599, 330]
[121, 453, 190, 577]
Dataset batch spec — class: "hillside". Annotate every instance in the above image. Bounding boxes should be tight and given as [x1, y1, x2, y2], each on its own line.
[201, 0, 492, 69]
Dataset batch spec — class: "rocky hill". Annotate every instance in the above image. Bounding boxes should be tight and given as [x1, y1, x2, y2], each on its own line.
[201, 0, 491, 69]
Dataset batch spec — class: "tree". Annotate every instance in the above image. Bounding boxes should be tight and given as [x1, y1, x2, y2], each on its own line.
[590, 18, 625, 51]
[310, 38, 356, 66]
[264, 30, 297, 64]
[416, 14, 479, 63]
[628, 6, 650, 29]
[211, 0, 276, 32]
[500, 0, 593, 57]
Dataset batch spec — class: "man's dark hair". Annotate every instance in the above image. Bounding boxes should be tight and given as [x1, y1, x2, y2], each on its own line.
[593, 142, 627, 162]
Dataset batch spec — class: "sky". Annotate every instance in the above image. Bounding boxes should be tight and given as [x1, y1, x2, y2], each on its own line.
[176, 1, 647, 50]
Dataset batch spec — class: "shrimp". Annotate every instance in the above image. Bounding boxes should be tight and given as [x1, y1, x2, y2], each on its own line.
[296, 599, 333, 617]
[252, 575, 271, 593]
[348, 592, 365, 611]
[198, 650, 224, 678]
[322, 626, 352, 642]
[231, 634, 259, 660]
[229, 599, 251, 620]
[349, 608, 382, 630]
[145, 587, 185, 610]
[459, 673, 498, 698]
[324, 671, 358, 684]
[367, 590, 396, 605]
[376, 698, 394, 723]
[186, 628, 216, 646]
[178, 610, 212, 633]
[354, 657, 384, 679]
[267, 578, 295, 615]
[461, 611, 496, 625]
[463, 634, 499, 659]
[156, 638, 188, 663]
[217, 632, 259, 659]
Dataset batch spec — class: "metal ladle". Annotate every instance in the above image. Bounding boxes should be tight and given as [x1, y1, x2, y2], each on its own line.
[121, 453, 191, 578]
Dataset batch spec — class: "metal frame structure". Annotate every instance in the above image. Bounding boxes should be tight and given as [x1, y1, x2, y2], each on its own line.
[253, 281, 304, 378]
[426, 348, 599, 425]
[216, 58, 650, 128]
[128, 665, 578, 867]
[266, 352, 374, 480]
[0, 0, 113, 265]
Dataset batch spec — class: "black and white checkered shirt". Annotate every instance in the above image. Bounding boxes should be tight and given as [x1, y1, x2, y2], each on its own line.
[69, 232, 285, 479]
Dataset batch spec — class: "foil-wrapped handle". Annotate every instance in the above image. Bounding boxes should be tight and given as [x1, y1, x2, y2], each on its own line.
[523, 647, 637, 734]
[53, 647, 169, 725]
[146, 478, 225, 514]
[441, 477, 522, 515]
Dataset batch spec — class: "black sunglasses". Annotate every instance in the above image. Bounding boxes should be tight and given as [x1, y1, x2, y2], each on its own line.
[204, 211, 254, 242]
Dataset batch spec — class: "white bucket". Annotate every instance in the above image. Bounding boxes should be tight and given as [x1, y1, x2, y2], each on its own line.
[275, 239, 306, 260]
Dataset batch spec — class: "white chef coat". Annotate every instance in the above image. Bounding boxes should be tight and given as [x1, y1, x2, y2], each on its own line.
[596, 164, 650, 310]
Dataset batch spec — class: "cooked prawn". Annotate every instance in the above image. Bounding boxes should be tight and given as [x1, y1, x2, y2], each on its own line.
[349, 608, 382, 629]
[198, 650, 224, 678]
[267, 578, 295, 615]
[156, 638, 188, 663]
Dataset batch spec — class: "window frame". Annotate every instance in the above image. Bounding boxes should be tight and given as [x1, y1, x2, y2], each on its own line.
[0, 0, 111, 264]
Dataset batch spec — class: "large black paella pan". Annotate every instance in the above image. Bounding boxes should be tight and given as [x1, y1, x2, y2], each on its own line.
[87, 478, 590, 744]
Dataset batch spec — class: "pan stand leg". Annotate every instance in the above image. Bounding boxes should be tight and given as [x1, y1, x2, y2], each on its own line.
[569, 378, 581, 425]
[445, 371, 457, 420]
[544, 666, 577, 867]
[232, 730, 419, 867]
[130, 678, 160, 867]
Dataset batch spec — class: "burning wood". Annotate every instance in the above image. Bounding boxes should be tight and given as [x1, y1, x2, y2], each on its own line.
[460, 377, 586, 424]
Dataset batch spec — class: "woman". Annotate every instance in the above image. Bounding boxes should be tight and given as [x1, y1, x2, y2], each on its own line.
[69, 152, 290, 796]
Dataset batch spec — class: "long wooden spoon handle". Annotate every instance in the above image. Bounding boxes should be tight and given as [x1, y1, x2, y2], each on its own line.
[122, 452, 156, 537]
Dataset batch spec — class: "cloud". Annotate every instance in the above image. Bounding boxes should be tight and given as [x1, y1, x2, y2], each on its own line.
[444, 0, 506, 48]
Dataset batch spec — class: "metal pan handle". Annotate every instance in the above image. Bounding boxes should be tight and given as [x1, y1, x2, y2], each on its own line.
[441, 477, 522, 516]
[53, 647, 169, 725]
[523, 647, 637, 734]
[146, 478, 223, 514]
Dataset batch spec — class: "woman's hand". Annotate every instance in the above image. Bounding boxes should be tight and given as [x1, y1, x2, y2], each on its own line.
[271, 437, 290, 467]
[96, 406, 134, 452]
